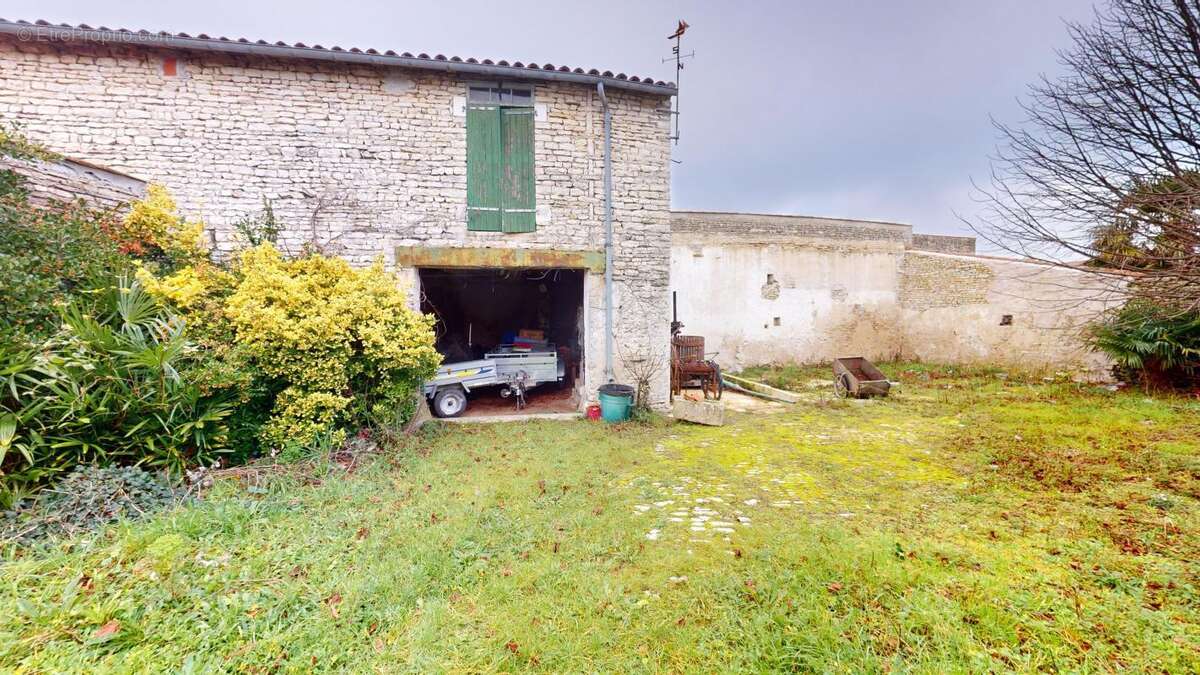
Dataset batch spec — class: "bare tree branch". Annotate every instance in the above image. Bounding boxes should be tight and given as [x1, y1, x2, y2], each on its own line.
[971, 0, 1200, 312]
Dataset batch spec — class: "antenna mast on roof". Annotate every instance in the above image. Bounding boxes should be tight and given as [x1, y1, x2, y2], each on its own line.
[664, 19, 692, 144]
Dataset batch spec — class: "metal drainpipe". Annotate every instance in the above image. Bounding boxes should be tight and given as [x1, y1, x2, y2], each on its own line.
[597, 82, 614, 383]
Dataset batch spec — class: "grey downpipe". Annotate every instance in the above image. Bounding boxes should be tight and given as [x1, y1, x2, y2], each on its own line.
[597, 82, 614, 383]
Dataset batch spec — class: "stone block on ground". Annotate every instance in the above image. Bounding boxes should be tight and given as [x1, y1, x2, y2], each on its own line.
[671, 398, 725, 426]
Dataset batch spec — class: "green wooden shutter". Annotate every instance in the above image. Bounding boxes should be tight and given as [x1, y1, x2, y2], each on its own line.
[466, 105, 502, 231]
[501, 107, 536, 233]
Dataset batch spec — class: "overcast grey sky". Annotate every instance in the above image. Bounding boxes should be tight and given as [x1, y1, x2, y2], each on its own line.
[5, 0, 1099, 236]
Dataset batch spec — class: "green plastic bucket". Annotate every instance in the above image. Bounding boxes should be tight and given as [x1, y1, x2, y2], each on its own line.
[598, 384, 634, 423]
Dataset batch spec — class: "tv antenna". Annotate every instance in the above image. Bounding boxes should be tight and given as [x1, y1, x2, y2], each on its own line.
[664, 19, 692, 145]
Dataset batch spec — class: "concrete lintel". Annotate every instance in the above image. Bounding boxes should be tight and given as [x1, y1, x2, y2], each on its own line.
[395, 246, 605, 273]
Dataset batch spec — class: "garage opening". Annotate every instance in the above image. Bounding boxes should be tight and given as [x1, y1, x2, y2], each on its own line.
[418, 267, 585, 418]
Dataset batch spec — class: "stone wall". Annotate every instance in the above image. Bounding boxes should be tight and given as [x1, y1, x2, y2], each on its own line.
[670, 212, 906, 368]
[671, 210, 912, 245]
[670, 212, 1118, 377]
[898, 252, 1122, 377]
[0, 36, 675, 406]
[911, 233, 975, 255]
[898, 251, 991, 309]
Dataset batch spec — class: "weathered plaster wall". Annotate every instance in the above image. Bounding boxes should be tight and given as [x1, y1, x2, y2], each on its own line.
[670, 212, 906, 370]
[670, 241, 903, 368]
[0, 36, 674, 406]
[898, 252, 1120, 377]
[670, 212, 1117, 377]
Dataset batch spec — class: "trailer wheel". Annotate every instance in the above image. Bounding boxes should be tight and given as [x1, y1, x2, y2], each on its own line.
[833, 373, 851, 399]
[432, 387, 467, 418]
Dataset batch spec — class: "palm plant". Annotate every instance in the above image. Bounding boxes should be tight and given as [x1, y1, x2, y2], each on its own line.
[1090, 301, 1200, 388]
[0, 347, 47, 484]
[1, 275, 231, 500]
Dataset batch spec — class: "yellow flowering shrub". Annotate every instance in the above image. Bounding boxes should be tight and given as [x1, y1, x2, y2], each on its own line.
[263, 387, 351, 449]
[134, 241, 262, 458]
[117, 185, 208, 264]
[136, 264, 226, 310]
[226, 244, 440, 447]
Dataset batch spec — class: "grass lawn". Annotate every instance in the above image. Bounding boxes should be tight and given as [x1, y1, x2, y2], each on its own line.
[1, 363, 1198, 672]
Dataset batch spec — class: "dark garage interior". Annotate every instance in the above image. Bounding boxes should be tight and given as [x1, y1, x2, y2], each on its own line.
[418, 267, 585, 415]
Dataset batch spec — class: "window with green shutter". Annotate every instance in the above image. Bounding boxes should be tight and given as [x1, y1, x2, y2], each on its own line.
[467, 84, 536, 232]
[466, 105, 503, 231]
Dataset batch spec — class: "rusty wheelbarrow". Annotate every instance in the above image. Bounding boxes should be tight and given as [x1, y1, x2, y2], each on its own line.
[833, 357, 891, 399]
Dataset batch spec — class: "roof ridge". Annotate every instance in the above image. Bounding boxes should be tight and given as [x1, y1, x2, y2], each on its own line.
[0, 18, 676, 95]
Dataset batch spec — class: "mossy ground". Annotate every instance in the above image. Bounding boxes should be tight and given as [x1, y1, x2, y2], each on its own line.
[1, 363, 1197, 672]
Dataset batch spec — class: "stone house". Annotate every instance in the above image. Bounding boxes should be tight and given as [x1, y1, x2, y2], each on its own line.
[0, 19, 677, 412]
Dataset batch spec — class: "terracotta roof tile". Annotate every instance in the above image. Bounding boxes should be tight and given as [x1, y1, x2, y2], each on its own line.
[0, 17, 675, 93]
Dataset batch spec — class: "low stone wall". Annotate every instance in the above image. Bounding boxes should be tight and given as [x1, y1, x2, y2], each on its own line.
[911, 233, 975, 255]
[671, 210, 911, 245]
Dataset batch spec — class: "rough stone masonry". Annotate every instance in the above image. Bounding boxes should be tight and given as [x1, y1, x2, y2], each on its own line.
[0, 35, 676, 407]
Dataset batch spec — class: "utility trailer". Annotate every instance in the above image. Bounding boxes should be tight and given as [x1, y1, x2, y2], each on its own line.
[423, 345, 565, 417]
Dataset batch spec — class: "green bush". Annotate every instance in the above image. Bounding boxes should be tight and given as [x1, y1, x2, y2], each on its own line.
[0, 170, 128, 345]
[1, 465, 180, 545]
[136, 258, 272, 463]
[224, 244, 441, 448]
[231, 196, 280, 247]
[0, 144, 439, 504]
[0, 276, 232, 501]
[1089, 301, 1200, 388]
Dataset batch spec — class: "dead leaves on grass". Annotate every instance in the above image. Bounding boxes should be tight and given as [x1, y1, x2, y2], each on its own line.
[1101, 515, 1185, 556]
[503, 639, 542, 666]
[91, 620, 120, 641]
[325, 593, 342, 619]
